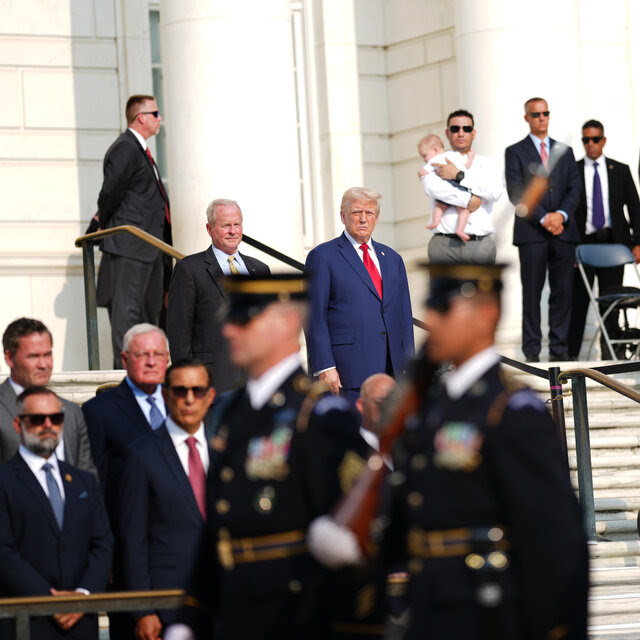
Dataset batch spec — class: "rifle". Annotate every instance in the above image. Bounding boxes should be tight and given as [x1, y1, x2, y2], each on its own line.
[332, 347, 439, 553]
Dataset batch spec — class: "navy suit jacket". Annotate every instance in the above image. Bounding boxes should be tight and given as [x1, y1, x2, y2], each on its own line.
[0, 455, 112, 639]
[505, 136, 581, 245]
[82, 379, 157, 525]
[118, 425, 209, 626]
[304, 233, 414, 390]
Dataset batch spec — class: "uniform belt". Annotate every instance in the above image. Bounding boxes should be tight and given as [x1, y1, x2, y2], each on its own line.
[217, 529, 307, 569]
[407, 525, 509, 559]
[434, 233, 484, 241]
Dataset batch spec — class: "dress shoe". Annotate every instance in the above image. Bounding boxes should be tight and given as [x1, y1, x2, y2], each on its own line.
[525, 355, 540, 363]
[549, 351, 575, 361]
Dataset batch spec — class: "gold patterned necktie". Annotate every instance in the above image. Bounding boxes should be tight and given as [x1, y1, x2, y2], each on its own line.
[228, 255, 240, 274]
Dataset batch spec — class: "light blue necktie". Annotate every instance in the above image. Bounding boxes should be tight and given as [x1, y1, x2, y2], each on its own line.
[146, 396, 164, 430]
[42, 462, 64, 529]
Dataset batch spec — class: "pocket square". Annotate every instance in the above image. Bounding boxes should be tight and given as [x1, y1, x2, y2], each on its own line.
[78, 490, 88, 499]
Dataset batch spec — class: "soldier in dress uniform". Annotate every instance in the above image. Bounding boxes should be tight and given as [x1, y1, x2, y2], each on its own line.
[310, 263, 589, 640]
[165, 273, 384, 640]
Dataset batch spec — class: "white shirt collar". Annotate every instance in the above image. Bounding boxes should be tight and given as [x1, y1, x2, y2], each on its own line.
[9, 377, 23, 396]
[585, 154, 605, 168]
[445, 347, 500, 400]
[246, 353, 302, 410]
[165, 416, 207, 448]
[344, 230, 374, 251]
[19, 443, 59, 474]
[128, 127, 147, 150]
[125, 376, 162, 400]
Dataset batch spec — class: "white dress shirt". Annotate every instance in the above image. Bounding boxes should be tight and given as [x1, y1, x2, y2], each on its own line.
[422, 152, 503, 236]
[444, 347, 500, 400]
[211, 245, 249, 275]
[165, 417, 210, 475]
[125, 377, 166, 425]
[18, 445, 65, 499]
[246, 353, 302, 410]
[343, 230, 382, 274]
[583, 155, 611, 234]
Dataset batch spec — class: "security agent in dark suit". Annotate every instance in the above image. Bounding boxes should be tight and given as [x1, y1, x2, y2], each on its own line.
[167, 198, 270, 393]
[165, 274, 380, 640]
[98, 94, 170, 367]
[118, 360, 215, 640]
[0, 387, 112, 640]
[568, 120, 640, 359]
[505, 97, 581, 362]
[310, 263, 589, 640]
[0, 318, 96, 475]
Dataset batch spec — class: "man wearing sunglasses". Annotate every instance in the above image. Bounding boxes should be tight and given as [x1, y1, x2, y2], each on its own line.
[0, 386, 112, 640]
[97, 94, 171, 368]
[423, 109, 504, 263]
[505, 97, 581, 362]
[567, 120, 640, 359]
[117, 359, 215, 640]
[0, 318, 96, 475]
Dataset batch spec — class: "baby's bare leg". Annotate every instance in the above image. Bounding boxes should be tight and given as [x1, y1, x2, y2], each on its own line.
[455, 207, 471, 242]
[427, 202, 445, 230]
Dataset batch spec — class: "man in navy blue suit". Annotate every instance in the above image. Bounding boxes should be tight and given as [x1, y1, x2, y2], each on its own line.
[118, 359, 215, 640]
[505, 98, 581, 362]
[304, 187, 415, 400]
[0, 386, 112, 640]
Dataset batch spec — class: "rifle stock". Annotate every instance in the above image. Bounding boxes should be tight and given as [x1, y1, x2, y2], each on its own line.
[333, 348, 439, 553]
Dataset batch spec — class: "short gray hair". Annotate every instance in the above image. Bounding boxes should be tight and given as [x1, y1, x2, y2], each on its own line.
[206, 199, 243, 226]
[340, 187, 382, 217]
[122, 324, 169, 352]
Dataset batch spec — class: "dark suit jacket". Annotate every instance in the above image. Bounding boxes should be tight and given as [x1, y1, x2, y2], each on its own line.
[166, 248, 270, 393]
[575, 157, 640, 244]
[0, 379, 96, 476]
[304, 233, 415, 390]
[0, 455, 112, 640]
[97, 129, 167, 263]
[118, 425, 210, 626]
[505, 136, 581, 245]
[82, 379, 157, 524]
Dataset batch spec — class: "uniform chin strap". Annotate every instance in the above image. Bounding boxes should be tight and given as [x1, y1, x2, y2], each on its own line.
[307, 515, 362, 569]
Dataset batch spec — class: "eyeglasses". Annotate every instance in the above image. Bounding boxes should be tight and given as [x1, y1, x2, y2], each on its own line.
[582, 136, 603, 144]
[137, 111, 160, 118]
[19, 413, 64, 426]
[529, 111, 550, 118]
[448, 125, 474, 133]
[167, 386, 210, 399]
[129, 350, 168, 361]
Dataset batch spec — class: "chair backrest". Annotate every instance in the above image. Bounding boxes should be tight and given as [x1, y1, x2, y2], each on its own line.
[575, 243, 635, 269]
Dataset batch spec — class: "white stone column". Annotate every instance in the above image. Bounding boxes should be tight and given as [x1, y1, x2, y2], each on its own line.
[159, 0, 303, 263]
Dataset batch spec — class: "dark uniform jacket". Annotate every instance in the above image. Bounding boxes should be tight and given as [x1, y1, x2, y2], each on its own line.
[388, 362, 588, 640]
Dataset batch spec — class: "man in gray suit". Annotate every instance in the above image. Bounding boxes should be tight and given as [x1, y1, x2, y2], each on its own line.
[166, 199, 270, 392]
[0, 318, 96, 475]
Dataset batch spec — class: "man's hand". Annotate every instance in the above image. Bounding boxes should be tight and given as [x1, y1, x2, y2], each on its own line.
[432, 158, 459, 181]
[50, 589, 83, 631]
[632, 245, 640, 264]
[319, 368, 342, 395]
[542, 212, 564, 236]
[135, 614, 163, 640]
[468, 195, 482, 212]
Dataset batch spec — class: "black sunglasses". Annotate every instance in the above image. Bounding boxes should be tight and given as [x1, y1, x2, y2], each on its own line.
[448, 125, 474, 133]
[581, 136, 603, 144]
[137, 110, 160, 118]
[19, 413, 64, 426]
[529, 111, 550, 118]
[167, 386, 209, 399]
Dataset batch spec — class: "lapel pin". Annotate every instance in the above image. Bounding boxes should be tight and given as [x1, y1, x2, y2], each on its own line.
[65, 474, 72, 482]
[381, 251, 385, 256]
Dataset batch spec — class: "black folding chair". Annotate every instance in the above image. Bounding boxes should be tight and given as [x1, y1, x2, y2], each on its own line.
[575, 243, 640, 360]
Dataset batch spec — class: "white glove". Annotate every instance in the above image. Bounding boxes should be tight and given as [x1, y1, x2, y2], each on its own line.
[163, 623, 195, 640]
[307, 516, 362, 568]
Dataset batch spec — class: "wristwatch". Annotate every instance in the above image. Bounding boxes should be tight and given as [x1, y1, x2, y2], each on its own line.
[455, 171, 465, 183]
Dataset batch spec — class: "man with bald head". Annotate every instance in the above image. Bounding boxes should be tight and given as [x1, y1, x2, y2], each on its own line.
[167, 198, 270, 392]
[356, 373, 396, 452]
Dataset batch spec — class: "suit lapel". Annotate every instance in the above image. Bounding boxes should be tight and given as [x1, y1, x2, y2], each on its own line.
[0, 379, 17, 417]
[204, 249, 227, 299]
[116, 381, 153, 435]
[14, 456, 61, 536]
[337, 233, 380, 300]
[154, 427, 203, 521]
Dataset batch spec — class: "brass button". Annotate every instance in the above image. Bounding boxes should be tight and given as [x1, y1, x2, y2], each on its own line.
[288, 580, 302, 593]
[220, 467, 234, 482]
[407, 492, 423, 508]
[488, 551, 508, 569]
[258, 497, 273, 512]
[410, 454, 427, 470]
[465, 553, 485, 570]
[216, 499, 231, 514]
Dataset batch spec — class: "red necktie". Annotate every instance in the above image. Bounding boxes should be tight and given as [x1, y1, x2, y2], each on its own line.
[360, 243, 382, 299]
[540, 141, 549, 171]
[146, 147, 171, 224]
[186, 437, 207, 519]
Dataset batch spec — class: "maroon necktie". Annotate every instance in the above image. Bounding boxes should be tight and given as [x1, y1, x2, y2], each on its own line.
[540, 141, 549, 171]
[186, 437, 206, 519]
[360, 243, 382, 298]
[146, 147, 171, 224]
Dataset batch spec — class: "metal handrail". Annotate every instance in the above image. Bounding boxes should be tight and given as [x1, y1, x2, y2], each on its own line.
[557, 367, 640, 542]
[75, 226, 183, 260]
[0, 589, 184, 640]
